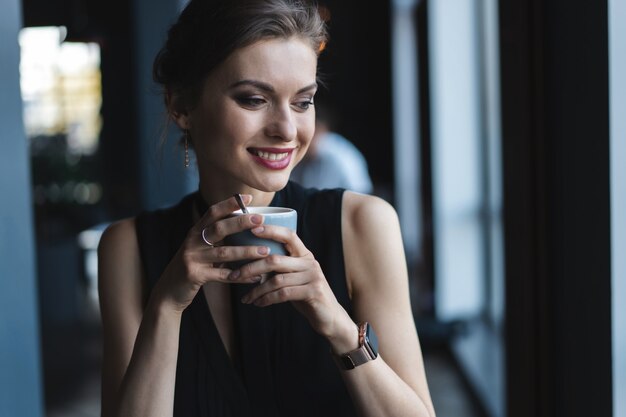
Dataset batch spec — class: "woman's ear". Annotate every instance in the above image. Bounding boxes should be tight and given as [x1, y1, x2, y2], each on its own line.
[166, 90, 191, 130]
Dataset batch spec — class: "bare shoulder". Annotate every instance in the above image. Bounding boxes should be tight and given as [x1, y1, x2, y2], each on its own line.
[98, 217, 138, 257]
[343, 191, 398, 221]
[98, 217, 144, 313]
[341, 192, 406, 297]
[342, 191, 400, 235]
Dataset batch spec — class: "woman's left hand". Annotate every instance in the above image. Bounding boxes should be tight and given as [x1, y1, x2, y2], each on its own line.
[228, 224, 348, 341]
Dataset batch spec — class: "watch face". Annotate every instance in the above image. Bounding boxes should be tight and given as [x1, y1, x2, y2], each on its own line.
[364, 323, 379, 358]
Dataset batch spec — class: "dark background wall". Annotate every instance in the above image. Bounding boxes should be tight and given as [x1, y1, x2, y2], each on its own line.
[500, 0, 612, 415]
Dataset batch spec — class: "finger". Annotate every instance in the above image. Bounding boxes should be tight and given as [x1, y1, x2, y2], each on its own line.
[243, 284, 311, 307]
[192, 194, 253, 233]
[233, 254, 317, 281]
[198, 264, 261, 284]
[199, 213, 264, 246]
[202, 245, 270, 264]
[239, 271, 310, 301]
[197, 264, 233, 282]
[250, 224, 310, 257]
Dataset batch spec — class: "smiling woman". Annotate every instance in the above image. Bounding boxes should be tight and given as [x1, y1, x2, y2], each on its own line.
[97, 1, 435, 416]
[174, 37, 318, 195]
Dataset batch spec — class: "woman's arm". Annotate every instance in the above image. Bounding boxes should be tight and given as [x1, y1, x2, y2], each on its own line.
[98, 218, 182, 417]
[337, 191, 436, 417]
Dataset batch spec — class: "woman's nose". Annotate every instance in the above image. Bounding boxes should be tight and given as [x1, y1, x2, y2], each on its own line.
[264, 105, 297, 142]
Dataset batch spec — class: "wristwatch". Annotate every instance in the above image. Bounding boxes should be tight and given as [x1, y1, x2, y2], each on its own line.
[333, 322, 379, 370]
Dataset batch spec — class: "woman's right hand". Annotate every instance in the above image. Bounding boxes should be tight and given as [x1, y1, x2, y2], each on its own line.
[152, 194, 270, 314]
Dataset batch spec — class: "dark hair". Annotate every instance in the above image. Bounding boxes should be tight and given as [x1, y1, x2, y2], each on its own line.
[153, 0, 328, 114]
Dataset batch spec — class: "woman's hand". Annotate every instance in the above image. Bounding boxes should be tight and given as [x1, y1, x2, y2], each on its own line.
[229, 224, 356, 349]
[152, 195, 271, 314]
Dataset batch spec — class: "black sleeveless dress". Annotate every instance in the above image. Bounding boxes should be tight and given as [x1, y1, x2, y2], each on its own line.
[135, 181, 357, 417]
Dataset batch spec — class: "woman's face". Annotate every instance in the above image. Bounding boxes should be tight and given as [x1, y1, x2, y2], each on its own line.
[183, 37, 318, 194]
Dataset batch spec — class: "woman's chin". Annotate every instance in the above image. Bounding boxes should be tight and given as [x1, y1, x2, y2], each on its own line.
[263, 178, 291, 192]
[245, 173, 291, 193]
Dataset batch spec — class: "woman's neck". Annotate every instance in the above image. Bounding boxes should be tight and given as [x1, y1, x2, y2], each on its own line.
[198, 181, 276, 208]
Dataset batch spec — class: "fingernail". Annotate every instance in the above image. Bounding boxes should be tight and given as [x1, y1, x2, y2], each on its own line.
[252, 226, 264, 234]
[251, 275, 262, 282]
[250, 215, 262, 224]
[257, 246, 269, 255]
[228, 270, 240, 280]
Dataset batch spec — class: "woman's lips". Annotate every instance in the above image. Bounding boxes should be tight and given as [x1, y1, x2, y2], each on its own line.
[248, 147, 295, 170]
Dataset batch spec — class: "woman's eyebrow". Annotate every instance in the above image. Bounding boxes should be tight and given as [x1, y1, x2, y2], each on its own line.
[297, 82, 318, 94]
[228, 79, 318, 94]
[229, 79, 274, 92]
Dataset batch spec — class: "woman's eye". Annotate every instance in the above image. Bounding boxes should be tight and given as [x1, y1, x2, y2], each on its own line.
[236, 97, 266, 107]
[294, 100, 314, 111]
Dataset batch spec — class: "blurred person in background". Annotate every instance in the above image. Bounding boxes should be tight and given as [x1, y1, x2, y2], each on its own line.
[97, 0, 435, 416]
[290, 99, 373, 194]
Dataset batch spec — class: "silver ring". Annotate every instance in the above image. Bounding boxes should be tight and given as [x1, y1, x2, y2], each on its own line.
[201, 227, 214, 247]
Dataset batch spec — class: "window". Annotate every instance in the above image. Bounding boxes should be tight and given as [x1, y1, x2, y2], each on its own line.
[19, 26, 104, 233]
[428, 0, 504, 415]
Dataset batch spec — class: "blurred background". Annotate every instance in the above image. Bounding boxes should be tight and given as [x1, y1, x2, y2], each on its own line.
[1, 0, 625, 416]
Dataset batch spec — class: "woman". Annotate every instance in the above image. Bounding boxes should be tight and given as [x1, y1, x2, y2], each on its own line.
[98, 0, 435, 416]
